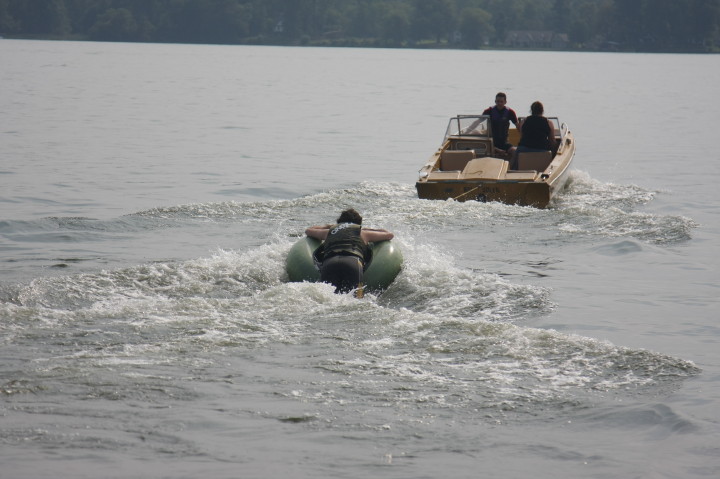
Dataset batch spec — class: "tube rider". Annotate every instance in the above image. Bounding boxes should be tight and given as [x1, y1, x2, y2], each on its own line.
[305, 208, 394, 296]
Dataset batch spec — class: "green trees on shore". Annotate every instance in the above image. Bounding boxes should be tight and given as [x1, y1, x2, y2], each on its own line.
[1, 0, 718, 52]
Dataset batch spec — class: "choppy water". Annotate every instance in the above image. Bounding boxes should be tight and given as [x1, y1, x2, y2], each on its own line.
[1, 40, 719, 478]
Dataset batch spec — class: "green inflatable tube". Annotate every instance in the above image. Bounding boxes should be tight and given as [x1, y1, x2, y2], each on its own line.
[286, 237, 403, 291]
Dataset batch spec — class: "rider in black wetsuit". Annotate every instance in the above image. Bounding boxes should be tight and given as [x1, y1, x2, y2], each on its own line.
[305, 209, 394, 295]
[320, 222, 367, 294]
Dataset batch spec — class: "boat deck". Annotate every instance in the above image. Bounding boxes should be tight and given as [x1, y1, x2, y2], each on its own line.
[427, 155, 539, 182]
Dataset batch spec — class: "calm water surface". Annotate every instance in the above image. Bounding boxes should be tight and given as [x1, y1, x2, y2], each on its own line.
[1, 40, 719, 478]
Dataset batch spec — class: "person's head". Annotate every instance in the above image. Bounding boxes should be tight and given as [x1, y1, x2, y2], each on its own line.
[530, 101, 544, 115]
[495, 92, 507, 109]
[337, 208, 362, 225]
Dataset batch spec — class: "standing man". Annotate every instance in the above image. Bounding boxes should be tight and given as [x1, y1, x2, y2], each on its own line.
[305, 209, 394, 296]
[483, 92, 519, 156]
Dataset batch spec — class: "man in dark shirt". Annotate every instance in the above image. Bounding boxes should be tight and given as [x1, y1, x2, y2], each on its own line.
[482, 92, 519, 155]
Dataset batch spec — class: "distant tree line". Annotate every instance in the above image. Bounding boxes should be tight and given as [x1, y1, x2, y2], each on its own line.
[1, 0, 718, 52]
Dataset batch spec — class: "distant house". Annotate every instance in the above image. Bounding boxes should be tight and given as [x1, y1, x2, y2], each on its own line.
[451, 30, 462, 44]
[505, 30, 569, 49]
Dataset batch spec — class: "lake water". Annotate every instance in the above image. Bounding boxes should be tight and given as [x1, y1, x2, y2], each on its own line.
[1, 39, 719, 478]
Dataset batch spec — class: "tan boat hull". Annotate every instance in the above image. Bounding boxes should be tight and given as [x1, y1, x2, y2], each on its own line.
[416, 177, 560, 208]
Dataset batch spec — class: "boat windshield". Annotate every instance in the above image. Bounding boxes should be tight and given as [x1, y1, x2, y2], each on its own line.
[444, 115, 491, 142]
[549, 117, 560, 131]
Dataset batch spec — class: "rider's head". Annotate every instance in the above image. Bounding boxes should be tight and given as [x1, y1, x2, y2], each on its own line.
[337, 209, 362, 225]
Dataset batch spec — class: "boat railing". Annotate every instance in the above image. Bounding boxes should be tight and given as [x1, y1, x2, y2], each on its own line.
[560, 122, 569, 139]
[556, 122, 570, 154]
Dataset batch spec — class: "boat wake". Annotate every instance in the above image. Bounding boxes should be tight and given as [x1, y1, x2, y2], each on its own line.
[552, 171, 697, 245]
[125, 175, 696, 247]
[0, 175, 701, 425]
[1, 229, 700, 421]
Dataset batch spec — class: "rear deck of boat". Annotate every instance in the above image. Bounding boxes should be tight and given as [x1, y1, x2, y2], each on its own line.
[427, 149, 553, 183]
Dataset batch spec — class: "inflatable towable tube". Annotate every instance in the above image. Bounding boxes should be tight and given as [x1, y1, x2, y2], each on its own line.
[286, 237, 403, 292]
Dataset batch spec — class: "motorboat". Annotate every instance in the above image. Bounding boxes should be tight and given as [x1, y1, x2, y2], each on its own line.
[415, 114, 576, 207]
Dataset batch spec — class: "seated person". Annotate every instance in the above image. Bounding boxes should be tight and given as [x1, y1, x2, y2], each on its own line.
[514, 101, 557, 169]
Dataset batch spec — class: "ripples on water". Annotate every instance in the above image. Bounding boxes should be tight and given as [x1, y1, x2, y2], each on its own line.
[1, 172, 700, 452]
[3, 41, 717, 476]
[555, 172, 698, 245]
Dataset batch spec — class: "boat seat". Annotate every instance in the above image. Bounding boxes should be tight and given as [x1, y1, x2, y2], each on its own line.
[440, 149, 475, 171]
[516, 151, 553, 172]
[455, 141, 491, 156]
